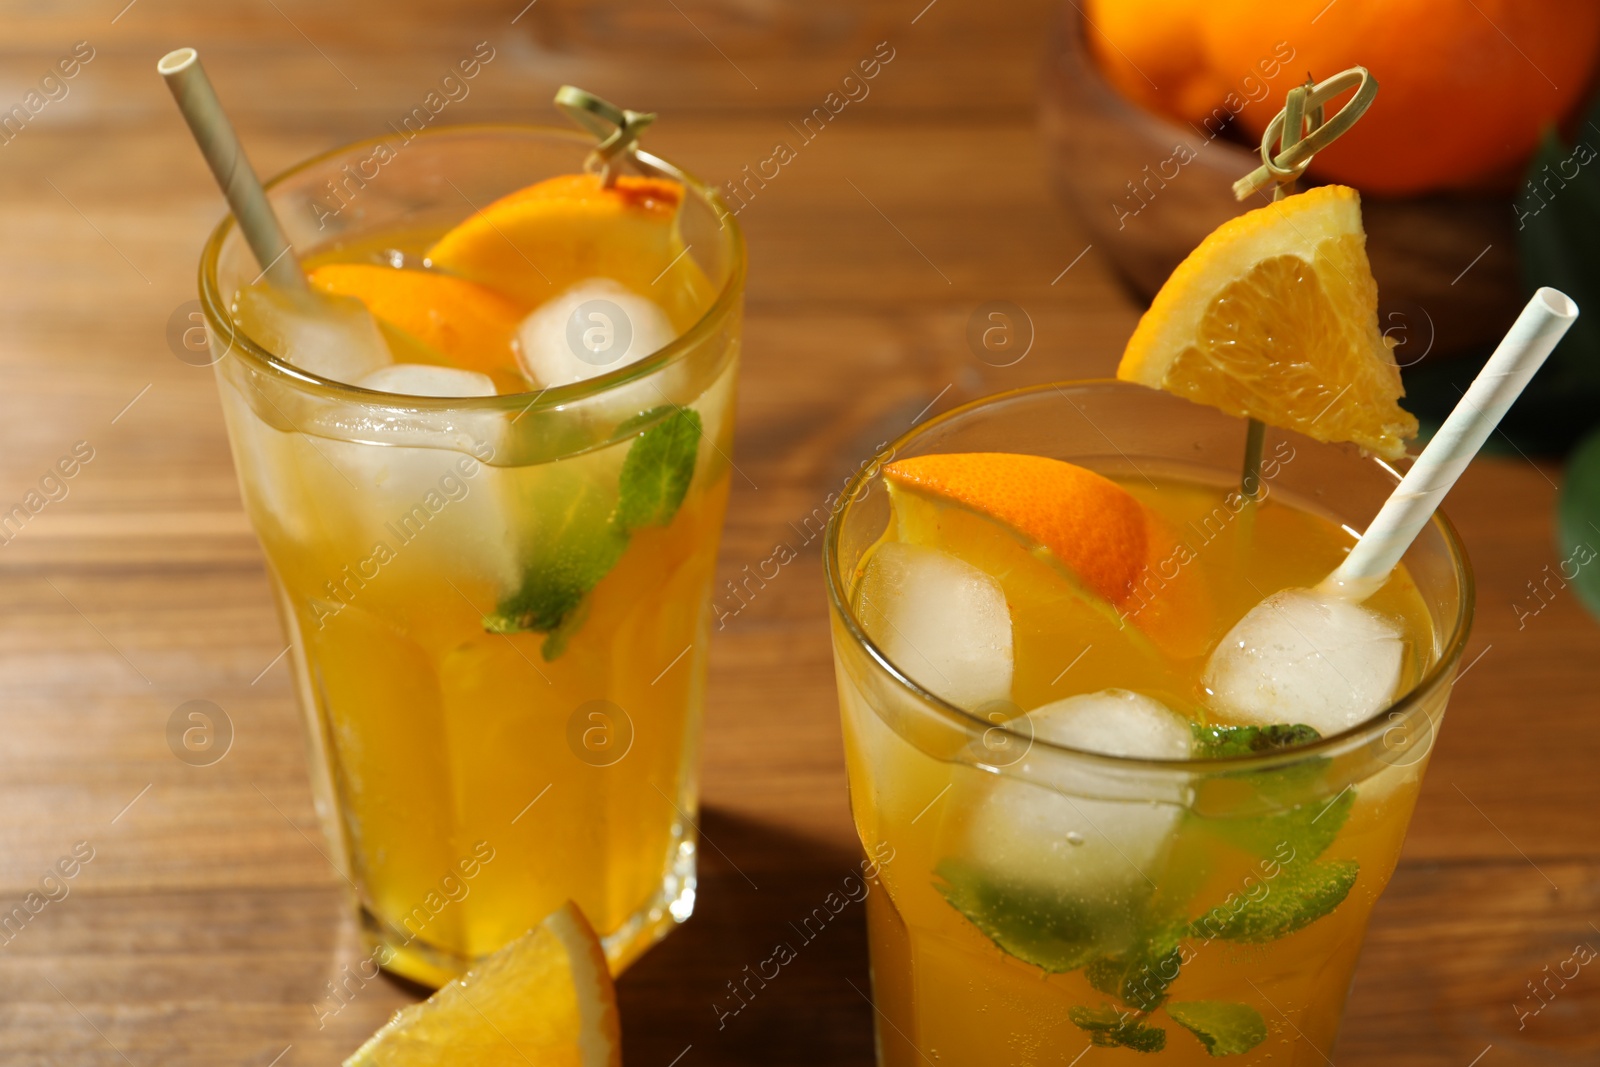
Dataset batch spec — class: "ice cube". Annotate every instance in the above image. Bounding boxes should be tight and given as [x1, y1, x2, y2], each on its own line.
[1025, 689, 1194, 760]
[1204, 588, 1403, 736]
[358, 364, 496, 398]
[233, 285, 393, 383]
[959, 691, 1191, 894]
[314, 437, 518, 591]
[515, 278, 676, 388]
[217, 380, 318, 548]
[856, 541, 1012, 711]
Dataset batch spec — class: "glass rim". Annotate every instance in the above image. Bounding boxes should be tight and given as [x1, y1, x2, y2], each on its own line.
[823, 378, 1476, 774]
[197, 122, 746, 412]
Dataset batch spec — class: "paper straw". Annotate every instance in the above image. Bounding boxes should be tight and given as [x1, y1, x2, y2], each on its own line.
[1320, 287, 1578, 601]
[158, 47, 306, 290]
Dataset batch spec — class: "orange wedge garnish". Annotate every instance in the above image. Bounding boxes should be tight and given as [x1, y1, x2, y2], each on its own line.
[426, 173, 713, 329]
[886, 453, 1147, 607]
[1117, 184, 1417, 460]
[343, 901, 620, 1067]
[884, 453, 1212, 658]
[308, 263, 524, 378]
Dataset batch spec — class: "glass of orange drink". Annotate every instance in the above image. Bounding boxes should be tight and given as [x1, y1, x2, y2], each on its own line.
[198, 125, 743, 986]
[825, 188, 1471, 1062]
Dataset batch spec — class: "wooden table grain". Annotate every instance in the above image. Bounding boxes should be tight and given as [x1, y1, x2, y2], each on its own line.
[1, 2, 1596, 1064]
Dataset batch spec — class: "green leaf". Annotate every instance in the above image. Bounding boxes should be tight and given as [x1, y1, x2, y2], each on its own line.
[1189, 859, 1358, 943]
[1085, 924, 1185, 1011]
[1411, 109, 1600, 457]
[1187, 724, 1350, 864]
[614, 407, 703, 532]
[1068, 1005, 1166, 1052]
[1167, 1001, 1268, 1056]
[1556, 427, 1600, 621]
[1486, 117, 1600, 455]
[484, 476, 629, 641]
[536, 594, 592, 661]
[485, 405, 702, 657]
[933, 859, 1130, 973]
[1189, 721, 1351, 864]
[1199, 780, 1354, 865]
[1190, 722, 1320, 759]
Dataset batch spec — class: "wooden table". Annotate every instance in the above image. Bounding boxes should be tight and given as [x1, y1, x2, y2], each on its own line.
[3, 2, 1596, 1063]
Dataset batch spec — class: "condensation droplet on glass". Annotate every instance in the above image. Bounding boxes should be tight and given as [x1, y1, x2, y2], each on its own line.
[1065, 831, 1085, 846]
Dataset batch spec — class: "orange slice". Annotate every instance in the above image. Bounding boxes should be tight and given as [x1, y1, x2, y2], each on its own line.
[886, 453, 1147, 607]
[343, 901, 620, 1067]
[1117, 184, 1417, 460]
[426, 173, 713, 329]
[308, 263, 524, 378]
[884, 454, 1211, 658]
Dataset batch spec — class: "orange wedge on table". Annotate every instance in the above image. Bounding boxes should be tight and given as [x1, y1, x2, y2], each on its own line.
[1117, 184, 1418, 460]
[427, 172, 714, 329]
[884, 453, 1211, 657]
[344, 901, 620, 1067]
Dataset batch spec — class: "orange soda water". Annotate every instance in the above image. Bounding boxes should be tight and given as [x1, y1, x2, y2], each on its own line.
[833, 458, 1446, 1065]
[216, 177, 739, 987]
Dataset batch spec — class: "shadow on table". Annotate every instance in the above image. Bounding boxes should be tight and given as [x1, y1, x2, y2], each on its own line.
[618, 806, 877, 1066]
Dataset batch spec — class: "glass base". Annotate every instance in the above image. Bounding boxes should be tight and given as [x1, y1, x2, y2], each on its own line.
[364, 837, 698, 988]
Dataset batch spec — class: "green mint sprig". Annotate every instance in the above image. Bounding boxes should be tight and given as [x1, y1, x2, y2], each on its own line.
[485, 405, 702, 659]
[1084, 923, 1185, 1012]
[1068, 1005, 1166, 1052]
[1190, 722, 1320, 758]
[934, 722, 1360, 1056]
[1166, 1001, 1268, 1057]
[1189, 723, 1353, 860]
[932, 859, 1123, 973]
[1190, 858, 1359, 944]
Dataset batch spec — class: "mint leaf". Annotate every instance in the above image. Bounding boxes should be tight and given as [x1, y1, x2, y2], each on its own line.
[1068, 1005, 1166, 1052]
[1085, 924, 1185, 1011]
[535, 594, 591, 661]
[1198, 781, 1354, 864]
[614, 407, 702, 532]
[485, 476, 628, 643]
[1167, 1001, 1268, 1056]
[933, 859, 1131, 973]
[1188, 724, 1352, 864]
[1190, 722, 1320, 758]
[1190, 859, 1358, 943]
[485, 406, 702, 657]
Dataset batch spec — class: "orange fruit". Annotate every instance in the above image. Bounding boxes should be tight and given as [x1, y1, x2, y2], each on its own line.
[886, 453, 1148, 607]
[344, 901, 620, 1067]
[1118, 184, 1417, 460]
[1082, 0, 1231, 127]
[884, 453, 1213, 659]
[1084, 0, 1600, 195]
[427, 173, 714, 329]
[1202, 0, 1600, 194]
[309, 263, 524, 378]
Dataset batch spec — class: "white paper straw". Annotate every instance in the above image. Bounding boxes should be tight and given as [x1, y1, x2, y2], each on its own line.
[158, 47, 306, 290]
[1320, 287, 1578, 601]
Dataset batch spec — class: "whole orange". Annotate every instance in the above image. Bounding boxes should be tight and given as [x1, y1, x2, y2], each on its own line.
[1204, 0, 1600, 194]
[1086, 0, 1600, 195]
[1082, 0, 1232, 127]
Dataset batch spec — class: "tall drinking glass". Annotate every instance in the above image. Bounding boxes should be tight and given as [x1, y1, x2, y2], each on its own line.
[825, 381, 1470, 1065]
[199, 126, 744, 986]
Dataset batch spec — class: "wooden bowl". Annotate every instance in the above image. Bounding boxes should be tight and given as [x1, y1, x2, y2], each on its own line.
[1039, 8, 1522, 357]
